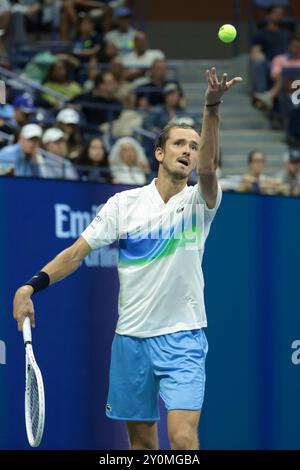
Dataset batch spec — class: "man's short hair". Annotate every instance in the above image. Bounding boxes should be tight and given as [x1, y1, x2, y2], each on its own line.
[155, 122, 197, 151]
[248, 150, 266, 165]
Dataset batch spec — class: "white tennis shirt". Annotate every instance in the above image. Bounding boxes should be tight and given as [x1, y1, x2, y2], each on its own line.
[81, 179, 222, 338]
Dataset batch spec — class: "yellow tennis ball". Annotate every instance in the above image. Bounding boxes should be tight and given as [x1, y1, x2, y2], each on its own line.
[218, 24, 237, 43]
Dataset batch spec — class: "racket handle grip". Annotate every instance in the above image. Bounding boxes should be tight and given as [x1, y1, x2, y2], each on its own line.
[23, 317, 32, 344]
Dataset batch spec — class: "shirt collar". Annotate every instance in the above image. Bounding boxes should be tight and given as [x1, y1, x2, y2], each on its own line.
[148, 178, 188, 205]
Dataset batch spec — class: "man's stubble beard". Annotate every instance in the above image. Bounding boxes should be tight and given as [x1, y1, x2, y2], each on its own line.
[161, 160, 192, 182]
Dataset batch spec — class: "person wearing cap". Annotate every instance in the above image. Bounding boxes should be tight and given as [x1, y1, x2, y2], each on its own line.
[56, 108, 82, 160]
[0, 93, 36, 135]
[0, 123, 78, 180]
[105, 6, 138, 56]
[12, 93, 37, 129]
[42, 127, 67, 158]
[275, 148, 300, 196]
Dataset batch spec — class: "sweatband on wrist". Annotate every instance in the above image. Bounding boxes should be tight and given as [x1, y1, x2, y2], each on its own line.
[24, 271, 50, 294]
[205, 100, 223, 107]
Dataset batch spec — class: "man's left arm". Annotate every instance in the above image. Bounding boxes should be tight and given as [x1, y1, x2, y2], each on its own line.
[198, 67, 242, 208]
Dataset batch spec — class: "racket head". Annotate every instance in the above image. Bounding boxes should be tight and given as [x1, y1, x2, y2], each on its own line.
[24, 337, 45, 447]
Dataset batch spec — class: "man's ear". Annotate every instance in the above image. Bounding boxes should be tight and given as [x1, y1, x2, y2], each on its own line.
[155, 147, 164, 163]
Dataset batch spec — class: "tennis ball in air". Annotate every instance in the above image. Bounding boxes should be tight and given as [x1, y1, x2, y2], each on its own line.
[218, 24, 237, 43]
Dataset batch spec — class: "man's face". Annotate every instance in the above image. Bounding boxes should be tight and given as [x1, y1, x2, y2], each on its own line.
[134, 33, 147, 54]
[151, 60, 167, 81]
[117, 16, 130, 32]
[120, 143, 137, 166]
[46, 138, 67, 157]
[19, 135, 40, 156]
[269, 6, 284, 23]
[15, 108, 31, 126]
[155, 128, 200, 181]
[250, 152, 265, 175]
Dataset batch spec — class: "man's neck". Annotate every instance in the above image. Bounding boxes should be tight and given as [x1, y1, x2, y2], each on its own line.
[135, 49, 145, 57]
[155, 173, 187, 203]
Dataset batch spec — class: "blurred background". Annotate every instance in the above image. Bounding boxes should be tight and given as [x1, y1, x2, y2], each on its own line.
[1, 0, 300, 450]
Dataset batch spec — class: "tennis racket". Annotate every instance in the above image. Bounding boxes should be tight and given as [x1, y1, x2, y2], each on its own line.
[22, 316, 45, 447]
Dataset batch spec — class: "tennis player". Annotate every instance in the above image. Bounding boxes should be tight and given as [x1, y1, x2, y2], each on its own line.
[13, 67, 242, 450]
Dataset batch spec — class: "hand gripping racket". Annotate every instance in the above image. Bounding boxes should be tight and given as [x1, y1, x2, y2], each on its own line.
[23, 317, 45, 447]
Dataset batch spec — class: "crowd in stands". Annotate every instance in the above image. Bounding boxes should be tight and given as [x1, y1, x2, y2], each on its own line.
[0, 1, 299, 197]
[250, 4, 300, 141]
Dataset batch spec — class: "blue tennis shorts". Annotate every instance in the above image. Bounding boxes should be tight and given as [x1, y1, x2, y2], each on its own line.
[105, 328, 208, 421]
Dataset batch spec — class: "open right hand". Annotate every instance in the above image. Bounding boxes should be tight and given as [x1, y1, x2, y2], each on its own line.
[13, 286, 35, 332]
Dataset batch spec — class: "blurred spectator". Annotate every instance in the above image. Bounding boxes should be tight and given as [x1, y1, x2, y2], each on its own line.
[109, 136, 150, 184]
[74, 136, 111, 182]
[42, 127, 67, 158]
[81, 56, 99, 92]
[237, 150, 278, 194]
[96, 39, 118, 63]
[135, 59, 184, 107]
[0, 123, 77, 179]
[0, 1, 11, 53]
[23, 51, 58, 83]
[43, 59, 82, 108]
[286, 90, 300, 146]
[13, 93, 36, 125]
[1, 0, 41, 48]
[121, 32, 165, 81]
[56, 108, 82, 159]
[60, 0, 123, 40]
[275, 148, 300, 196]
[72, 71, 122, 126]
[0, 113, 15, 149]
[108, 58, 132, 103]
[41, 0, 60, 33]
[144, 83, 194, 133]
[250, 5, 291, 95]
[253, 37, 300, 110]
[72, 14, 102, 62]
[0, 93, 36, 135]
[100, 91, 144, 138]
[104, 6, 137, 56]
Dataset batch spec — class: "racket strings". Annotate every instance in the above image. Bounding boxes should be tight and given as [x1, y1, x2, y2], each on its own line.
[29, 369, 40, 439]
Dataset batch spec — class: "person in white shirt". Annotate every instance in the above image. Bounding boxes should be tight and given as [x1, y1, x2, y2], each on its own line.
[109, 136, 150, 185]
[104, 6, 138, 56]
[13, 67, 242, 450]
[121, 32, 165, 81]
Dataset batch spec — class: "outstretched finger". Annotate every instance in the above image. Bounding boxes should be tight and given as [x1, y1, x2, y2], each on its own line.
[226, 76, 243, 88]
[206, 69, 214, 88]
[210, 67, 218, 86]
[221, 72, 227, 88]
